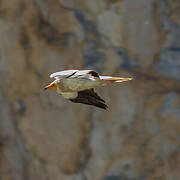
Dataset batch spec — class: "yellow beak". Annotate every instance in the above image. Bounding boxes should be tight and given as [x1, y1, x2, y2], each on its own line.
[44, 82, 57, 90]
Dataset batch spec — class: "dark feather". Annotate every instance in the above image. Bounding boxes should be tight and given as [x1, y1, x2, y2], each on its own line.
[70, 89, 108, 110]
[87, 70, 99, 78]
[66, 71, 77, 78]
[80, 89, 105, 103]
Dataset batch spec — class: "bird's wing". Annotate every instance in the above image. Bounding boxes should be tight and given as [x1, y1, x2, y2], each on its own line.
[69, 89, 108, 110]
[72, 70, 99, 78]
[50, 70, 100, 80]
[50, 70, 79, 79]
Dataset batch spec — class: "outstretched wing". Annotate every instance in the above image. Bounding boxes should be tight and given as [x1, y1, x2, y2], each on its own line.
[50, 70, 79, 79]
[69, 89, 108, 110]
[50, 70, 100, 79]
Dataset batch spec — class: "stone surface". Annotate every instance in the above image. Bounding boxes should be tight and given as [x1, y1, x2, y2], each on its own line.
[156, 47, 180, 81]
[0, 0, 180, 180]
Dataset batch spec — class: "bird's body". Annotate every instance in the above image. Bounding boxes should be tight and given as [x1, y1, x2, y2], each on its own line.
[44, 70, 132, 110]
[56, 76, 106, 92]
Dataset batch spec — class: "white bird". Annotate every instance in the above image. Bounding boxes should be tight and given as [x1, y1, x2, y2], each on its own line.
[44, 70, 133, 110]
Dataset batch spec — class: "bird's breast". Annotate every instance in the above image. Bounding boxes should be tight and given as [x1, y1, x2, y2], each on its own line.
[57, 78, 103, 92]
[61, 92, 78, 99]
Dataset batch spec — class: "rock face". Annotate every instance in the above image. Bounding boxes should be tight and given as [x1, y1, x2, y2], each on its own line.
[0, 0, 180, 179]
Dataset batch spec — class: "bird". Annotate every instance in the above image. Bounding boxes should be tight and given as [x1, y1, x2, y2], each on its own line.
[44, 70, 133, 110]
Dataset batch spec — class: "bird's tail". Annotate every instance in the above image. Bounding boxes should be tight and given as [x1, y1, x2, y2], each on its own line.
[100, 76, 133, 83]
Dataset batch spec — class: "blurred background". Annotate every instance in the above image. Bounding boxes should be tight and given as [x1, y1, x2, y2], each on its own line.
[0, 0, 180, 180]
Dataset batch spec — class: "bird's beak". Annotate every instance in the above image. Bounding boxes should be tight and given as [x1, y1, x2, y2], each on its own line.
[44, 82, 57, 90]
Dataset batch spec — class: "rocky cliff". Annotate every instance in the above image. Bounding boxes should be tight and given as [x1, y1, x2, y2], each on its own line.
[0, 0, 180, 180]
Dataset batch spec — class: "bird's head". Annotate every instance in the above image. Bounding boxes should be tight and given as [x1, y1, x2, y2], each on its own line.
[44, 80, 57, 91]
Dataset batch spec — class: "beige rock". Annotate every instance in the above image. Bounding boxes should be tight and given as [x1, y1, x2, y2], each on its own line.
[0, 0, 180, 180]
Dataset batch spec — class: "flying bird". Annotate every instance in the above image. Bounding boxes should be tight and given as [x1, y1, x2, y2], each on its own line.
[44, 70, 132, 110]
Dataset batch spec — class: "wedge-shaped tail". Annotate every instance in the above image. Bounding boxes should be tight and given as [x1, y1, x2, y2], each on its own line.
[100, 76, 133, 83]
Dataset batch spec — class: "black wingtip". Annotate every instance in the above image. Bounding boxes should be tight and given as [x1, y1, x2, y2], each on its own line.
[70, 89, 109, 110]
[94, 101, 108, 110]
[102, 106, 108, 110]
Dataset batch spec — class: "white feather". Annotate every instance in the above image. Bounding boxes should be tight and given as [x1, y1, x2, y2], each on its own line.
[50, 70, 78, 79]
[99, 76, 112, 79]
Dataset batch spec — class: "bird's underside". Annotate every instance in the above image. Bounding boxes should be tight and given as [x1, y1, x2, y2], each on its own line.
[45, 69, 133, 110]
[69, 89, 108, 110]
